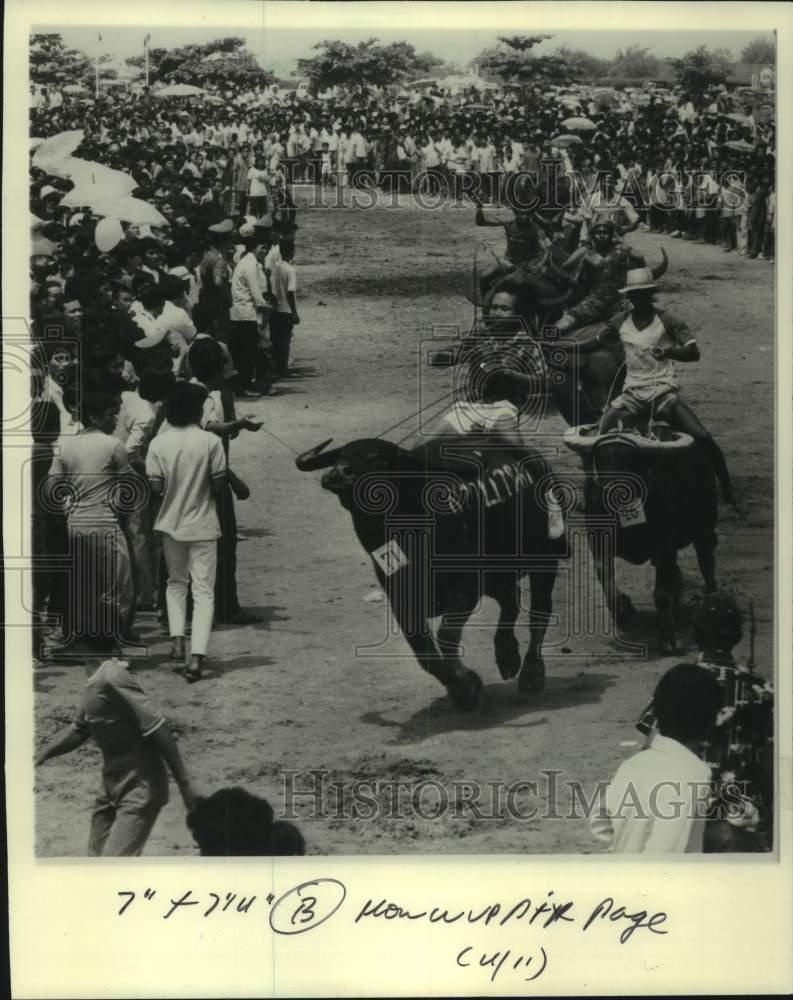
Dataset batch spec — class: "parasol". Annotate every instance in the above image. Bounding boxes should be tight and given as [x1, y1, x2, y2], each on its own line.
[551, 134, 583, 148]
[62, 83, 87, 94]
[89, 196, 168, 226]
[32, 129, 84, 169]
[152, 83, 206, 98]
[561, 117, 596, 131]
[30, 137, 46, 151]
[31, 213, 45, 230]
[725, 113, 751, 124]
[723, 139, 755, 153]
[95, 217, 125, 253]
[463, 102, 489, 112]
[59, 159, 138, 204]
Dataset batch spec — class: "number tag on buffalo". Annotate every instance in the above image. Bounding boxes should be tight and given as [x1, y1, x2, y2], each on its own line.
[618, 502, 647, 528]
[371, 539, 409, 576]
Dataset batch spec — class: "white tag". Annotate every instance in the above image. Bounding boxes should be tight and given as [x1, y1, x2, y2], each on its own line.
[618, 503, 647, 528]
[371, 539, 409, 577]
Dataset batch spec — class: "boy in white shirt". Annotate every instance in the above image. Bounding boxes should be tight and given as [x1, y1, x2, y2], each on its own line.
[146, 383, 227, 683]
[590, 663, 721, 853]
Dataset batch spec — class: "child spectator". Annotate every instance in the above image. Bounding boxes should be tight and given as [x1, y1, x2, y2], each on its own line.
[146, 382, 227, 682]
[35, 654, 198, 856]
[590, 663, 722, 853]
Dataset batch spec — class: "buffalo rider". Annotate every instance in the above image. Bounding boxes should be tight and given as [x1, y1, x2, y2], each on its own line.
[571, 256, 747, 518]
[471, 190, 551, 298]
[554, 219, 634, 333]
[427, 290, 546, 447]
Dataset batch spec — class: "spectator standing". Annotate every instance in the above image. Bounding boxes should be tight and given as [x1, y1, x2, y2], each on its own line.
[146, 382, 227, 682]
[270, 240, 299, 378]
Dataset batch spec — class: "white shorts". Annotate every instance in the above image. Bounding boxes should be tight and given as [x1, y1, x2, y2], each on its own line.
[610, 383, 679, 417]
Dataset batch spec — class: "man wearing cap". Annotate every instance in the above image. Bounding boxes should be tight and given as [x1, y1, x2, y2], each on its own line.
[572, 255, 746, 517]
[200, 220, 234, 338]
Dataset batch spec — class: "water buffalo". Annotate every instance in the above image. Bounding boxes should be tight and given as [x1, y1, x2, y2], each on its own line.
[563, 424, 718, 653]
[296, 436, 568, 709]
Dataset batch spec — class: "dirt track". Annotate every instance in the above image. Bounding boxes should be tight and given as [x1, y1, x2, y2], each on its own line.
[34, 190, 775, 855]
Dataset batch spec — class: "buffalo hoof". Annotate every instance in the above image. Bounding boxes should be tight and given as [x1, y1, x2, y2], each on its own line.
[448, 670, 483, 711]
[494, 635, 521, 680]
[616, 593, 637, 630]
[518, 656, 546, 696]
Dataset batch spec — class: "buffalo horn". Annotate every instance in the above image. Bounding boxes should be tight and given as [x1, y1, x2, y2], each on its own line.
[295, 438, 343, 471]
[538, 287, 573, 307]
[651, 247, 669, 280]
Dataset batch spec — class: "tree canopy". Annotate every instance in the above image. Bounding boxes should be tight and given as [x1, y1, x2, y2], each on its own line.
[671, 45, 729, 96]
[30, 33, 92, 86]
[740, 36, 775, 66]
[612, 45, 661, 80]
[297, 38, 443, 91]
[125, 36, 273, 87]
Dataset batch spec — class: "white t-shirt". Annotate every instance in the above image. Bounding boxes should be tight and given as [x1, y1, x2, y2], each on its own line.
[146, 424, 226, 542]
[114, 390, 158, 457]
[271, 260, 297, 314]
[589, 735, 713, 853]
[247, 166, 269, 197]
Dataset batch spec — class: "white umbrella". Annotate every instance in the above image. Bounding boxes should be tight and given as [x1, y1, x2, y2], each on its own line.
[152, 83, 206, 98]
[30, 137, 46, 151]
[60, 158, 138, 196]
[32, 129, 84, 169]
[561, 116, 596, 131]
[63, 83, 87, 94]
[90, 196, 167, 226]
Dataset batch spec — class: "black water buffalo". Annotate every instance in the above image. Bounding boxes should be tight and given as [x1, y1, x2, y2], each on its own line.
[296, 436, 568, 709]
[563, 424, 718, 652]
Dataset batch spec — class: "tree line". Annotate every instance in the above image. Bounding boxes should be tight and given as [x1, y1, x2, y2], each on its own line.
[30, 32, 775, 96]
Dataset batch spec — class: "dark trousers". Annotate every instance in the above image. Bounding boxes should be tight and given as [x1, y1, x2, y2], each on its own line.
[230, 321, 259, 392]
[270, 312, 294, 375]
[214, 483, 241, 621]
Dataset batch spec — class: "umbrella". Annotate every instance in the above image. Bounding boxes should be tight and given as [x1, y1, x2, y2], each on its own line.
[32, 129, 84, 168]
[58, 161, 138, 207]
[31, 213, 45, 230]
[62, 83, 86, 94]
[723, 139, 754, 153]
[152, 83, 206, 98]
[726, 113, 751, 124]
[30, 137, 46, 151]
[90, 196, 168, 226]
[463, 102, 489, 112]
[95, 217, 125, 253]
[561, 117, 596, 131]
[551, 134, 583, 148]
[31, 235, 56, 257]
[204, 95, 224, 105]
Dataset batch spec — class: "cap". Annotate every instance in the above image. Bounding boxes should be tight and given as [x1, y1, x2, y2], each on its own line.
[40, 185, 59, 198]
[238, 222, 256, 238]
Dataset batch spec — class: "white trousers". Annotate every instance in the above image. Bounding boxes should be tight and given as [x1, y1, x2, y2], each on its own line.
[162, 535, 217, 656]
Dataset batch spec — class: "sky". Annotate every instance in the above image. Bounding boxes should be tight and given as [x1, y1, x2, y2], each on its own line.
[35, 26, 774, 78]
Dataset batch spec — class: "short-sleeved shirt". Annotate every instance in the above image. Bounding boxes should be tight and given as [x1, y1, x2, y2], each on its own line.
[146, 424, 226, 541]
[71, 658, 169, 807]
[114, 391, 158, 459]
[48, 430, 133, 523]
[600, 309, 696, 392]
[271, 260, 297, 314]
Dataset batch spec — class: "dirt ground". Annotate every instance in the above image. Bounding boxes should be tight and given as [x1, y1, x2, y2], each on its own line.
[34, 189, 775, 856]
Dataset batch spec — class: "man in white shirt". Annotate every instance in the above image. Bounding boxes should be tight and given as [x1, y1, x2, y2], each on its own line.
[229, 226, 269, 397]
[269, 240, 299, 378]
[590, 663, 721, 853]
